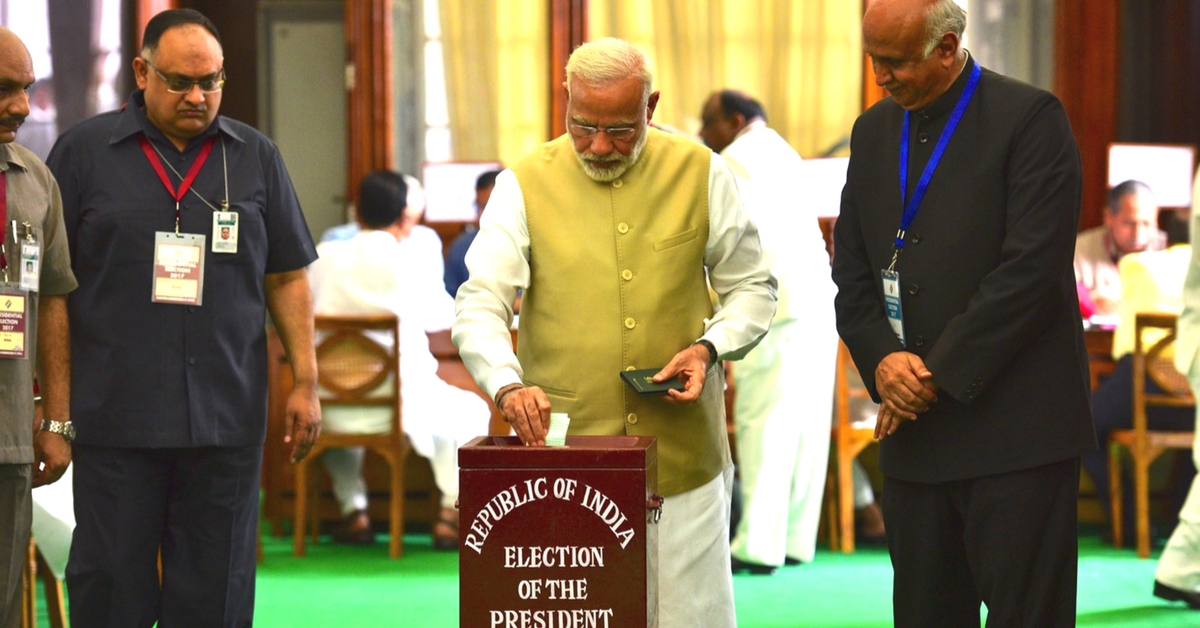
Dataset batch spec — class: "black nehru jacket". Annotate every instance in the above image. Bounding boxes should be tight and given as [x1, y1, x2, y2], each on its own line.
[832, 55, 1096, 484]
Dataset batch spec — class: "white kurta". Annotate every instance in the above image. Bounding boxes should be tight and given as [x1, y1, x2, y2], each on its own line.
[309, 229, 490, 510]
[723, 122, 838, 565]
[452, 152, 777, 399]
[453, 146, 776, 628]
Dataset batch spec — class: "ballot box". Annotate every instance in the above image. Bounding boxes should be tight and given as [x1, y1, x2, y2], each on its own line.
[458, 435, 661, 628]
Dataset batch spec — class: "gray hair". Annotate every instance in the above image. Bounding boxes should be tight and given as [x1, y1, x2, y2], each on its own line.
[1106, 180, 1155, 213]
[922, 0, 967, 58]
[565, 38, 653, 104]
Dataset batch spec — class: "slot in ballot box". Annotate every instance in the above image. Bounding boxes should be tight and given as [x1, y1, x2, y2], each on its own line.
[458, 435, 662, 628]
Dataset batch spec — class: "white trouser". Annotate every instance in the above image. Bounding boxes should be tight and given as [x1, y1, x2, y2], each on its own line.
[31, 465, 74, 580]
[1155, 400, 1200, 592]
[731, 319, 837, 565]
[657, 464, 737, 628]
[852, 458, 875, 509]
[321, 432, 461, 513]
[320, 381, 489, 514]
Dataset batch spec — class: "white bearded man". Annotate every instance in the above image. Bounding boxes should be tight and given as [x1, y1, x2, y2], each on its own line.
[453, 38, 777, 626]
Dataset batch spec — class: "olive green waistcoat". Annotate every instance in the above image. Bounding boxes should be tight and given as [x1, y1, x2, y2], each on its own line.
[511, 129, 730, 496]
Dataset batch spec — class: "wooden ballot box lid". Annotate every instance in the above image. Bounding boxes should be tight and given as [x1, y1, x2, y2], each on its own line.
[459, 435, 657, 469]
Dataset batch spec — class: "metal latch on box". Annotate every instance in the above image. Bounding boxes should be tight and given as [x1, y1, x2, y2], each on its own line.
[647, 494, 664, 524]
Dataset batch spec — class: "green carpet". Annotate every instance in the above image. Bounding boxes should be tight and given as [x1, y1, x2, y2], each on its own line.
[33, 534, 1198, 627]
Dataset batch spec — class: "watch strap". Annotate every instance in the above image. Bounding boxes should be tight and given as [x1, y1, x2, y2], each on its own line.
[39, 419, 75, 443]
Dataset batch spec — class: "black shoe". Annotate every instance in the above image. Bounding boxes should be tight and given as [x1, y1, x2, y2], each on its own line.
[432, 508, 460, 551]
[331, 510, 375, 545]
[730, 557, 776, 575]
[857, 532, 888, 547]
[784, 556, 802, 566]
[1154, 580, 1200, 609]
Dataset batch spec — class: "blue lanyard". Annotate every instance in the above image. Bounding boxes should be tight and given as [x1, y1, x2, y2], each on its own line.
[891, 62, 982, 267]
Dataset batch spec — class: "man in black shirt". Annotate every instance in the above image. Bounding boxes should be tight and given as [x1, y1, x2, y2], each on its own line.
[48, 10, 320, 627]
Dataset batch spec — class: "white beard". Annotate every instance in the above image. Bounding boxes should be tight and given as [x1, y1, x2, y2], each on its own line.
[574, 129, 648, 182]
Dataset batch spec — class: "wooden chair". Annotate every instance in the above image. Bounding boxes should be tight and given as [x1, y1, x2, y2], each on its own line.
[825, 340, 877, 552]
[294, 313, 409, 559]
[20, 536, 68, 628]
[1109, 312, 1196, 558]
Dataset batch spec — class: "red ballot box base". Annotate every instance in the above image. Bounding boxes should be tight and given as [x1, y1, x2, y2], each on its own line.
[458, 435, 660, 628]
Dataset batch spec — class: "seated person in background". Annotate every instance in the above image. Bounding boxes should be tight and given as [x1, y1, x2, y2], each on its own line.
[1083, 240, 1196, 537]
[1075, 180, 1166, 317]
[320, 174, 441, 255]
[309, 171, 490, 549]
[445, 170, 501, 297]
[851, 460, 886, 544]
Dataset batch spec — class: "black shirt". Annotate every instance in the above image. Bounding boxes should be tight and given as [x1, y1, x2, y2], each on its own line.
[47, 91, 317, 447]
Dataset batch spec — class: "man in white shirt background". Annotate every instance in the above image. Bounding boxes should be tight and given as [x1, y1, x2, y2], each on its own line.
[699, 89, 839, 572]
[1075, 180, 1166, 317]
[310, 170, 489, 549]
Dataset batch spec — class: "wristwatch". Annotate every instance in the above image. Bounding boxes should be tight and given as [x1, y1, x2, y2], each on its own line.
[39, 419, 75, 443]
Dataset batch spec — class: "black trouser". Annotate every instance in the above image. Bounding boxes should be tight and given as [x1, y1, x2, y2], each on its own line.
[67, 444, 262, 628]
[883, 459, 1080, 628]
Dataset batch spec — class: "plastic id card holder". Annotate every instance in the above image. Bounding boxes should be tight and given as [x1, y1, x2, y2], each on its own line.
[153, 231, 206, 306]
[18, 223, 41, 292]
[881, 269, 906, 348]
[19, 241, 39, 291]
[212, 211, 238, 254]
[0, 283, 28, 359]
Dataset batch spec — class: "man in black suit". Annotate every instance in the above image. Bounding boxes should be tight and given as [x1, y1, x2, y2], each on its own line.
[832, 0, 1095, 625]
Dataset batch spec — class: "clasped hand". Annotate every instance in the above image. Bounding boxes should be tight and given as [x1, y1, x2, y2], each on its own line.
[874, 351, 938, 440]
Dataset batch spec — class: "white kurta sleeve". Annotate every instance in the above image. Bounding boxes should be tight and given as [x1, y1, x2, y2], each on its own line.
[700, 152, 778, 361]
[452, 169, 530, 398]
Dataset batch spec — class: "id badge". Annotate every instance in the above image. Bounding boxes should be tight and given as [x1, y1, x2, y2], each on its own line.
[881, 269, 906, 348]
[212, 211, 238, 254]
[0, 284, 28, 359]
[153, 231, 206, 306]
[19, 241, 39, 292]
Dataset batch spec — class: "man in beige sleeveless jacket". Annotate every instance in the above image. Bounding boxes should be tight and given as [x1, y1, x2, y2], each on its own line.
[453, 38, 776, 626]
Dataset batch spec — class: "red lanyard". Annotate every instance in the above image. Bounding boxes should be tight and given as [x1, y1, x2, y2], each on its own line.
[137, 135, 215, 232]
[0, 171, 7, 269]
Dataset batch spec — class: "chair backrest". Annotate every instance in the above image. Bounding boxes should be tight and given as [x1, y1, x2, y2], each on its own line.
[1132, 312, 1195, 432]
[314, 313, 402, 438]
[834, 340, 874, 431]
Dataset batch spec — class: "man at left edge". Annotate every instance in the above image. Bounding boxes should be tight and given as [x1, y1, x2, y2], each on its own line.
[0, 25, 75, 628]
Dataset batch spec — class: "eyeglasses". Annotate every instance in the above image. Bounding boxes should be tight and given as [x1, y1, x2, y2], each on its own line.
[569, 123, 637, 142]
[143, 58, 225, 94]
